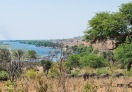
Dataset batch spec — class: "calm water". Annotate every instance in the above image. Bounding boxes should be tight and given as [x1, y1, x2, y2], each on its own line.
[1, 41, 61, 57]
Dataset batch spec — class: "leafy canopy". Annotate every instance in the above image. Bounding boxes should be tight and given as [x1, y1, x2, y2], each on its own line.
[84, 2, 132, 44]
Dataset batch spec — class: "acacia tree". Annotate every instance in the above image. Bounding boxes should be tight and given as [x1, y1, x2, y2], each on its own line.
[84, 2, 132, 45]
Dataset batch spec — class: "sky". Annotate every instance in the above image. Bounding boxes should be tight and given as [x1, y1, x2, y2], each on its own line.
[0, 0, 131, 40]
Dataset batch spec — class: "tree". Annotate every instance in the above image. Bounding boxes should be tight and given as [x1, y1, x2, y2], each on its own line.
[27, 50, 37, 62]
[0, 48, 20, 82]
[0, 48, 11, 68]
[41, 60, 52, 75]
[114, 43, 132, 71]
[84, 2, 132, 45]
[84, 12, 127, 43]
[80, 54, 108, 68]
[12, 49, 24, 71]
[119, 2, 132, 26]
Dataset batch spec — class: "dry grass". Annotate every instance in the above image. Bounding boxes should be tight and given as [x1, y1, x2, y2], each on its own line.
[0, 76, 132, 92]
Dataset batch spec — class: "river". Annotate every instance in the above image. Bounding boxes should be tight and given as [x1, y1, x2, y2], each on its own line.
[0, 41, 61, 60]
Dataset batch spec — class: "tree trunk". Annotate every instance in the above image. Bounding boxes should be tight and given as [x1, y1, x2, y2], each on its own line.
[127, 62, 132, 71]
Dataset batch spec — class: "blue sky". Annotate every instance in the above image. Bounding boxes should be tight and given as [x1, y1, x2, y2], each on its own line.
[0, 0, 131, 40]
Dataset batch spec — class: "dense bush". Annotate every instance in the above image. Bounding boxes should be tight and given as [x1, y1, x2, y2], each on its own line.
[66, 54, 80, 69]
[80, 54, 108, 68]
[72, 45, 93, 54]
[114, 43, 132, 71]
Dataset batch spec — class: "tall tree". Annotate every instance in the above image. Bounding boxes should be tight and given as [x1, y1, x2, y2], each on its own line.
[84, 2, 132, 45]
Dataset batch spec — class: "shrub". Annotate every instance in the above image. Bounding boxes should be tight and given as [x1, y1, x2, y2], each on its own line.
[0, 71, 8, 80]
[114, 43, 132, 71]
[25, 69, 37, 79]
[95, 67, 110, 75]
[71, 70, 80, 77]
[66, 54, 80, 69]
[80, 54, 108, 68]
[41, 60, 52, 75]
[83, 82, 98, 92]
[48, 66, 58, 78]
[5, 80, 17, 92]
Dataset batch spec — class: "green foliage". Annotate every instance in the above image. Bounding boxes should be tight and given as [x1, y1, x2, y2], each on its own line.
[84, 2, 132, 44]
[100, 51, 114, 61]
[92, 49, 99, 54]
[80, 54, 108, 68]
[125, 36, 132, 43]
[95, 67, 110, 75]
[0, 48, 11, 63]
[5, 80, 17, 92]
[114, 43, 132, 67]
[41, 60, 52, 72]
[72, 45, 93, 54]
[71, 45, 78, 52]
[20, 40, 61, 48]
[27, 50, 37, 59]
[119, 2, 132, 25]
[80, 52, 90, 57]
[66, 54, 80, 69]
[48, 64, 58, 78]
[83, 82, 98, 92]
[12, 49, 24, 60]
[25, 69, 38, 79]
[71, 70, 80, 77]
[0, 71, 8, 80]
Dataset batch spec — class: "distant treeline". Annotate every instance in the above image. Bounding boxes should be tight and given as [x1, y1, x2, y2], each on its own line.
[19, 40, 61, 48]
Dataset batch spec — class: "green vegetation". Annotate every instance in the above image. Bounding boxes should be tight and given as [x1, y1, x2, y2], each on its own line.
[25, 69, 38, 79]
[80, 54, 108, 68]
[114, 43, 132, 71]
[72, 45, 93, 54]
[20, 40, 61, 48]
[84, 2, 132, 45]
[0, 71, 8, 80]
[27, 50, 37, 61]
[41, 60, 52, 75]
[66, 54, 80, 69]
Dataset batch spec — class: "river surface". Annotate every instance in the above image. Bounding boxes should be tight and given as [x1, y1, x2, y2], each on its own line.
[1, 41, 61, 57]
